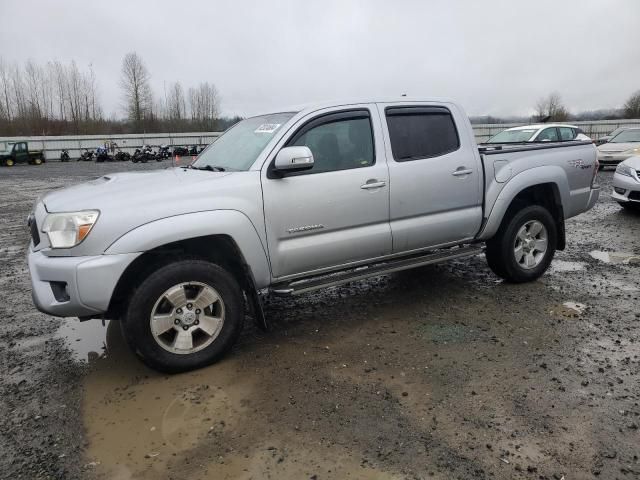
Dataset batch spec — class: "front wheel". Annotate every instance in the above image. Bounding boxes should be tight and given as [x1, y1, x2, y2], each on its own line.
[485, 205, 557, 283]
[4, 158, 14, 167]
[121, 260, 244, 373]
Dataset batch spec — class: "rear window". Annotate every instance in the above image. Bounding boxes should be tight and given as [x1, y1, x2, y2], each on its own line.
[385, 107, 460, 161]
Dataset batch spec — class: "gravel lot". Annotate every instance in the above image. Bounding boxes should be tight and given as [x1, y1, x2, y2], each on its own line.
[0, 161, 638, 480]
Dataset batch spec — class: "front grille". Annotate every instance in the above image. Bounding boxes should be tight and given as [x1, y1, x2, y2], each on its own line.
[29, 217, 40, 246]
[629, 191, 640, 201]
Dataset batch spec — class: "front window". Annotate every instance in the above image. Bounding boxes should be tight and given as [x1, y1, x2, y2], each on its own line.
[487, 129, 536, 143]
[610, 129, 640, 143]
[289, 114, 375, 173]
[192, 112, 295, 171]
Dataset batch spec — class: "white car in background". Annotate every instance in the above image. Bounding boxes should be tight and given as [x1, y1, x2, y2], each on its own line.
[612, 156, 640, 210]
[597, 128, 640, 168]
[486, 124, 591, 144]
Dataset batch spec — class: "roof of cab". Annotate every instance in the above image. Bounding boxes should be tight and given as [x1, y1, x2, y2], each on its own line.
[262, 97, 459, 117]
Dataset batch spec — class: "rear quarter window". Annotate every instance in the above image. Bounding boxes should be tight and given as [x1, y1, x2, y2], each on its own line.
[385, 107, 460, 161]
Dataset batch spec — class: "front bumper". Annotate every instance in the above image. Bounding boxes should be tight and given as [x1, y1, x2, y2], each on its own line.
[28, 248, 140, 317]
[611, 172, 640, 204]
[598, 152, 632, 165]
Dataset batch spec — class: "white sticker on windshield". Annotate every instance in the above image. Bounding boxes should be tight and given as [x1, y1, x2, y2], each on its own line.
[254, 123, 281, 134]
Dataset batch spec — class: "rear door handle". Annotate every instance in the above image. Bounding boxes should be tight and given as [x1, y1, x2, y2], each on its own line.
[452, 168, 473, 177]
[361, 180, 386, 189]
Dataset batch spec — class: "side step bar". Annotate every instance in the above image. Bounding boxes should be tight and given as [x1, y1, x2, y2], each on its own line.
[270, 245, 484, 296]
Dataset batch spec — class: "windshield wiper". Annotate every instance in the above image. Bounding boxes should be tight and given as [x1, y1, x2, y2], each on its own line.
[194, 165, 226, 172]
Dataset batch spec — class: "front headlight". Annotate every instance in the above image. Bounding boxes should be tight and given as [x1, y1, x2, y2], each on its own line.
[615, 163, 635, 177]
[42, 210, 99, 248]
[622, 147, 640, 156]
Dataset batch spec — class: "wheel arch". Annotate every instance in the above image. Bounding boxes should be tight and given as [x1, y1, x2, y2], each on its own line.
[105, 210, 271, 328]
[480, 169, 568, 250]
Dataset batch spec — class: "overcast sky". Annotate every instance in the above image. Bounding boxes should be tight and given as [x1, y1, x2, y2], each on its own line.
[2, 0, 639, 118]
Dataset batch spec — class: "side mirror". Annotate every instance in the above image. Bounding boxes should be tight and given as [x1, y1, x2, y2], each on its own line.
[274, 146, 314, 174]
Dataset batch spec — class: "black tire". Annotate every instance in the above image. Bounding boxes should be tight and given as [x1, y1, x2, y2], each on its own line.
[121, 260, 244, 373]
[485, 205, 557, 283]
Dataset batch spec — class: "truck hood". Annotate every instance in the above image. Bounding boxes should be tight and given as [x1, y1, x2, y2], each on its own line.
[43, 167, 230, 212]
[37, 167, 264, 256]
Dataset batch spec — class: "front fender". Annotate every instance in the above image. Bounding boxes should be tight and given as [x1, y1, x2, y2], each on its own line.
[478, 166, 570, 240]
[104, 210, 271, 289]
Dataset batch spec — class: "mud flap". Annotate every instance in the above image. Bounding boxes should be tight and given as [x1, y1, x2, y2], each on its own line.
[243, 265, 268, 331]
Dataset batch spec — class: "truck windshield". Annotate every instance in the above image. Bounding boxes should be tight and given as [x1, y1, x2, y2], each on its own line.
[487, 129, 537, 143]
[609, 129, 640, 143]
[192, 112, 295, 171]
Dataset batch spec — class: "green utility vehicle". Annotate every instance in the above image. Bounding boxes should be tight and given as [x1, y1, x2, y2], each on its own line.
[0, 141, 45, 166]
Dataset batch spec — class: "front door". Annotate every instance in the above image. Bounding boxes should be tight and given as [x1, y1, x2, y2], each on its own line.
[14, 143, 28, 164]
[262, 107, 392, 279]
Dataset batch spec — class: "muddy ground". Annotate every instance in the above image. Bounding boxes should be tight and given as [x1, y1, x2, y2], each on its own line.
[0, 161, 638, 480]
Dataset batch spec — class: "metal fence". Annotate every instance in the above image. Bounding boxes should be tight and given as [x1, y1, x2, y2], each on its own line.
[0, 132, 222, 160]
[2, 118, 640, 160]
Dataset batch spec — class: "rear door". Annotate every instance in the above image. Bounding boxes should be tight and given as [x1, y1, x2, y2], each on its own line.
[558, 126, 576, 141]
[261, 105, 392, 279]
[378, 103, 483, 253]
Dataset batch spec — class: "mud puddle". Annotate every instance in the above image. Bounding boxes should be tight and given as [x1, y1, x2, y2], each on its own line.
[589, 250, 640, 264]
[80, 321, 404, 480]
[548, 260, 586, 273]
[55, 319, 110, 362]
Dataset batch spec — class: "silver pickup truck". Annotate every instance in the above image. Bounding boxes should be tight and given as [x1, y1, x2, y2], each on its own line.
[28, 99, 600, 372]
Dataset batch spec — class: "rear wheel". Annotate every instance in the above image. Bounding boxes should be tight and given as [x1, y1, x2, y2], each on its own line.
[485, 205, 557, 283]
[121, 260, 244, 373]
[33, 157, 43, 165]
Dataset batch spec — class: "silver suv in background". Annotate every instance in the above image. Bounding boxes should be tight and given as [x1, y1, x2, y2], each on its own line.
[28, 98, 600, 372]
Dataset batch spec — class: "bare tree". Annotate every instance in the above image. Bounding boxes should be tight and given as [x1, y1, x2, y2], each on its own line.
[167, 81, 186, 120]
[188, 82, 220, 128]
[535, 92, 570, 121]
[120, 52, 152, 124]
[623, 90, 640, 119]
[0, 58, 13, 121]
[51, 61, 68, 120]
[11, 64, 27, 120]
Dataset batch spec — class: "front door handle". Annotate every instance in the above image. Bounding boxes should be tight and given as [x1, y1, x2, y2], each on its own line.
[452, 168, 473, 177]
[361, 180, 386, 189]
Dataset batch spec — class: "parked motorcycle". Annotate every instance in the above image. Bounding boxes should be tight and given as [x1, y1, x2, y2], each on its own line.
[95, 146, 113, 163]
[77, 149, 94, 161]
[172, 146, 189, 156]
[158, 145, 171, 160]
[132, 145, 157, 163]
[131, 148, 147, 163]
[189, 145, 199, 155]
[114, 149, 131, 162]
[60, 150, 70, 162]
